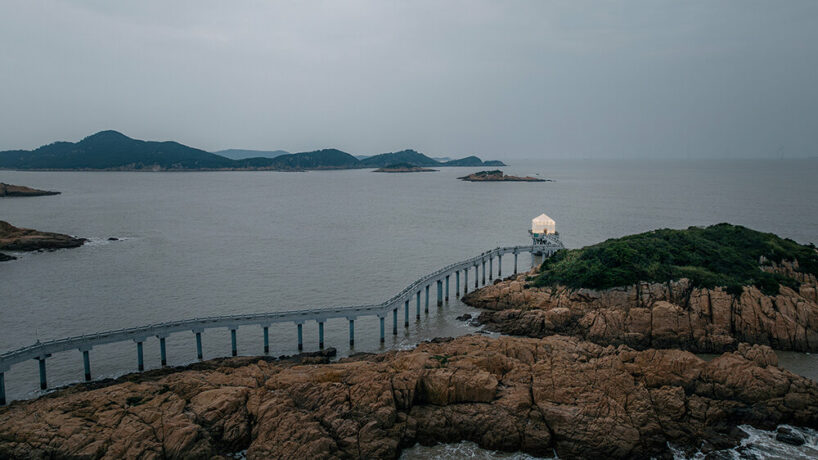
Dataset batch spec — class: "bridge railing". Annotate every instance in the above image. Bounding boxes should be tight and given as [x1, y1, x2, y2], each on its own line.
[0, 243, 563, 405]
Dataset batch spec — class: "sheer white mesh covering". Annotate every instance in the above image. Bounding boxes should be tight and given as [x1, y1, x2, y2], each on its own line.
[531, 213, 556, 234]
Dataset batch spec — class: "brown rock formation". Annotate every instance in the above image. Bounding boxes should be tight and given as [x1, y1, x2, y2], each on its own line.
[1, 335, 817, 459]
[464, 263, 818, 353]
[0, 183, 60, 197]
[0, 220, 85, 253]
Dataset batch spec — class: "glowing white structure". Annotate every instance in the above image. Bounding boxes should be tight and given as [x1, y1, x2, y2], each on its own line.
[531, 213, 556, 235]
[529, 213, 563, 254]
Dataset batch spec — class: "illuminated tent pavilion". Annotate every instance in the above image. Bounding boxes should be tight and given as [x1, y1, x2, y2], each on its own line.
[531, 213, 556, 235]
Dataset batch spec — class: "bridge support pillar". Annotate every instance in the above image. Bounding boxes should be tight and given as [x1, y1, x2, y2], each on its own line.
[514, 252, 518, 274]
[158, 336, 168, 367]
[136, 341, 144, 371]
[445, 275, 450, 302]
[463, 269, 468, 294]
[416, 291, 421, 318]
[489, 256, 493, 280]
[455, 271, 460, 297]
[297, 323, 304, 351]
[425, 285, 430, 313]
[82, 349, 91, 381]
[498, 254, 502, 277]
[37, 357, 47, 390]
[318, 321, 325, 349]
[404, 300, 409, 327]
[230, 328, 238, 357]
[0, 373, 5, 406]
[393, 308, 398, 335]
[262, 326, 269, 354]
[348, 318, 355, 347]
[379, 316, 385, 343]
[437, 280, 443, 307]
[194, 329, 204, 360]
[475, 265, 479, 289]
[482, 260, 486, 285]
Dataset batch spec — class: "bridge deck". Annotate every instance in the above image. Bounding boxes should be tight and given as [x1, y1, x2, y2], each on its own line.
[0, 243, 563, 404]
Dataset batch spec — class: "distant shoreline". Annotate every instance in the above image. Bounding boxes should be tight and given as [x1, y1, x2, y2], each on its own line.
[0, 130, 506, 171]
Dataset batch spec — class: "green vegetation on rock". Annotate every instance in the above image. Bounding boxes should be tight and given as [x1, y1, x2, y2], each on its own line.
[533, 223, 818, 295]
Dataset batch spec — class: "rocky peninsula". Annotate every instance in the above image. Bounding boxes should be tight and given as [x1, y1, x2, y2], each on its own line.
[0, 220, 85, 261]
[373, 162, 437, 173]
[2, 335, 816, 459]
[458, 170, 547, 182]
[0, 183, 60, 197]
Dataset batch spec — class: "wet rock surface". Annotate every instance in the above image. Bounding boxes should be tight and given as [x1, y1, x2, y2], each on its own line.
[1, 335, 817, 459]
[0, 220, 85, 253]
[776, 426, 806, 446]
[464, 264, 818, 353]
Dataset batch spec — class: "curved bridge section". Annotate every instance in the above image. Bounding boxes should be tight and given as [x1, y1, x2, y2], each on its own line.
[0, 243, 562, 404]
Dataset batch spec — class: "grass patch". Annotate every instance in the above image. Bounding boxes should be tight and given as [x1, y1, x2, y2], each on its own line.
[431, 355, 450, 367]
[532, 223, 818, 295]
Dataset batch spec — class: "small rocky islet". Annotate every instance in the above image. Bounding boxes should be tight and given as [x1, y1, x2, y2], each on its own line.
[458, 170, 549, 182]
[0, 183, 60, 197]
[2, 224, 818, 458]
[0, 220, 86, 261]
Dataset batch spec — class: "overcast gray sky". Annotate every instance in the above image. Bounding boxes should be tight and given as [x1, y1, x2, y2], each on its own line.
[1, 1, 816, 159]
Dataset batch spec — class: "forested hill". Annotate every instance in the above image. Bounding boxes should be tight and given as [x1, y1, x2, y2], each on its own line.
[0, 131, 238, 170]
[0, 131, 506, 171]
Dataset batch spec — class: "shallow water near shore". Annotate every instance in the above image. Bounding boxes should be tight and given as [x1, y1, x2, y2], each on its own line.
[2, 159, 818, 457]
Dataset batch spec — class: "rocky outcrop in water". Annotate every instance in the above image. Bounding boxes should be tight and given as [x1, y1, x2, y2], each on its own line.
[463, 262, 818, 353]
[458, 170, 548, 182]
[1, 335, 816, 459]
[0, 220, 85, 254]
[0, 183, 60, 197]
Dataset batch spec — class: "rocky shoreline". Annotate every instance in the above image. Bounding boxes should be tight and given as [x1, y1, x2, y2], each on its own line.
[0, 183, 60, 197]
[0, 220, 86, 261]
[373, 163, 438, 173]
[2, 334, 817, 459]
[462, 262, 818, 353]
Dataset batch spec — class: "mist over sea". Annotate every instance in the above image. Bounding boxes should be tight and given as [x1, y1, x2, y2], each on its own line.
[2, 158, 818, 406]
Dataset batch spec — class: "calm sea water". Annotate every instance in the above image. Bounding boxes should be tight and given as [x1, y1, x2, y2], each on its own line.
[2, 159, 818, 452]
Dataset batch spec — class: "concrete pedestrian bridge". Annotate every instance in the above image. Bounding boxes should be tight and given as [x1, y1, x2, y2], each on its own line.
[0, 242, 563, 405]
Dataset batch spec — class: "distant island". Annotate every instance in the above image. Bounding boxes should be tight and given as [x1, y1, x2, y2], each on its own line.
[373, 162, 437, 173]
[458, 170, 548, 182]
[0, 183, 60, 197]
[0, 131, 506, 171]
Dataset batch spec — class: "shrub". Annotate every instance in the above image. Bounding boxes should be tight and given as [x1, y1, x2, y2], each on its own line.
[533, 223, 818, 295]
